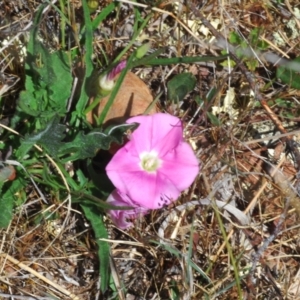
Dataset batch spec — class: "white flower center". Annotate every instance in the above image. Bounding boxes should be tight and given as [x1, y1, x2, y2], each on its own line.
[139, 151, 162, 173]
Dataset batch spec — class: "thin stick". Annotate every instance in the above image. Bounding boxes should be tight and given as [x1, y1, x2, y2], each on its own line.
[244, 129, 300, 145]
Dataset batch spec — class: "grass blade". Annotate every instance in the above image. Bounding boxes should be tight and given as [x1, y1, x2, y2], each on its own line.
[132, 54, 228, 67]
[81, 203, 110, 292]
[74, 0, 94, 118]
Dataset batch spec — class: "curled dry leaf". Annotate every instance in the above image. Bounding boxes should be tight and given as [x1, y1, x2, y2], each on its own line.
[86, 72, 157, 127]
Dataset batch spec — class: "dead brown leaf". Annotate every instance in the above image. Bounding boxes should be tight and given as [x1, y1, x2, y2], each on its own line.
[86, 72, 157, 126]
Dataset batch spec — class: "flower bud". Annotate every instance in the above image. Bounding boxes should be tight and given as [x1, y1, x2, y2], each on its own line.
[135, 43, 151, 59]
[87, 0, 98, 13]
[98, 60, 127, 96]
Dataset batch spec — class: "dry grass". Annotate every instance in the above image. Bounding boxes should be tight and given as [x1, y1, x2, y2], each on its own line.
[1, 0, 300, 299]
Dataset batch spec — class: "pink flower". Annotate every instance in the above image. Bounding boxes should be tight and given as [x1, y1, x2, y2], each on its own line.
[107, 189, 149, 229]
[106, 113, 199, 209]
[107, 60, 126, 81]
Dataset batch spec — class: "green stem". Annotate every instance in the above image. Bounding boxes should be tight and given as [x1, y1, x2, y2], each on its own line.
[113, 13, 153, 63]
[83, 94, 103, 116]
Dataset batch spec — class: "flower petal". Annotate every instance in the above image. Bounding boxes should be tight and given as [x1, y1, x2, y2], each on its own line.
[106, 146, 182, 209]
[117, 170, 181, 209]
[107, 190, 148, 229]
[158, 142, 199, 190]
[106, 146, 142, 192]
[126, 113, 183, 156]
[107, 60, 127, 81]
[139, 142, 200, 208]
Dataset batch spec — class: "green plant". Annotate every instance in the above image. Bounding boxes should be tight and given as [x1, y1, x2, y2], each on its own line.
[276, 57, 300, 89]
[222, 28, 269, 71]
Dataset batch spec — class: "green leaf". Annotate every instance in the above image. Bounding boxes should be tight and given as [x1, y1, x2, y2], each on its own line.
[249, 27, 269, 50]
[18, 5, 72, 127]
[220, 58, 236, 68]
[195, 95, 204, 106]
[246, 58, 259, 71]
[249, 27, 259, 45]
[276, 57, 300, 90]
[92, 2, 116, 30]
[19, 41, 72, 117]
[18, 91, 44, 117]
[280, 111, 294, 119]
[167, 73, 196, 102]
[59, 123, 138, 161]
[206, 87, 217, 102]
[207, 112, 221, 126]
[17, 116, 66, 158]
[275, 98, 295, 109]
[257, 39, 269, 50]
[135, 42, 151, 59]
[229, 32, 242, 45]
[169, 280, 181, 300]
[0, 178, 26, 228]
[0, 181, 3, 196]
[81, 203, 110, 292]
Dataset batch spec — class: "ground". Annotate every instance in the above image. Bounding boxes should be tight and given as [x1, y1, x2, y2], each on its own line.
[1, 0, 300, 299]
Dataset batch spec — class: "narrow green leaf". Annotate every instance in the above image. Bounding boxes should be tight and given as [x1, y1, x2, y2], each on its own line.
[132, 55, 228, 67]
[26, 5, 46, 58]
[207, 112, 221, 126]
[131, 48, 166, 67]
[206, 87, 217, 102]
[92, 2, 116, 30]
[195, 95, 204, 106]
[81, 204, 110, 292]
[75, 0, 94, 116]
[0, 178, 25, 228]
